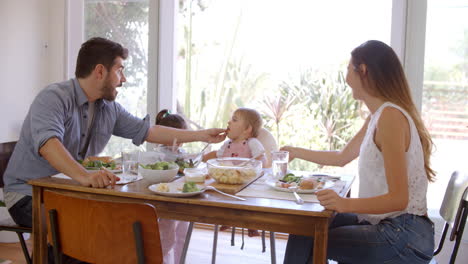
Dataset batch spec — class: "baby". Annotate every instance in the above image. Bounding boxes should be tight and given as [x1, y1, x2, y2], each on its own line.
[155, 109, 190, 264]
[204, 107, 266, 236]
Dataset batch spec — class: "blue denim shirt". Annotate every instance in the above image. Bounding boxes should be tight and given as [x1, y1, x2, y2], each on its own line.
[4, 78, 150, 196]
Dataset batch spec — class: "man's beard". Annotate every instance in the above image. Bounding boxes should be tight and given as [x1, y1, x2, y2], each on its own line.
[101, 79, 119, 101]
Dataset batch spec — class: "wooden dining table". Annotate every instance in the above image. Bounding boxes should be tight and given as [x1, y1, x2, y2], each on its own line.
[29, 173, 354, 264]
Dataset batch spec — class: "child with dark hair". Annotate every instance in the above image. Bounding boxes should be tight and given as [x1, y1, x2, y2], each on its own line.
[156, 109, 188, 130]
[155, 109, 190, 264]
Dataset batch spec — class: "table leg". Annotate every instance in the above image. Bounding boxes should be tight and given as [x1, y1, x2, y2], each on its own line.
[33, 186, 47, 264]
[312, 219, 329, 264]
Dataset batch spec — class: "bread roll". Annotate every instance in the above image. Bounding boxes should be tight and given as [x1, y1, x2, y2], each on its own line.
[299, 178, 318, 190]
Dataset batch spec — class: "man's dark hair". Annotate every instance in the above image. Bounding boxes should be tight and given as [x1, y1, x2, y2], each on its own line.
[75, 37, 129, 78]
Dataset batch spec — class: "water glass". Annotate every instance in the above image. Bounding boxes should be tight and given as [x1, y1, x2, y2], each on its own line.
[122, 151, 139, 180]
[271, 151, 289, 179]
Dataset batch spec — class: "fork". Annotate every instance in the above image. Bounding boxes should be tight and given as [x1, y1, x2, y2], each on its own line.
[288, 186, 304, 204]
[203, 185, 246, 201]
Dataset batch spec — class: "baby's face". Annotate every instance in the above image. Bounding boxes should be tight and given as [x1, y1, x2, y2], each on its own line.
[226, 112, 249, 140]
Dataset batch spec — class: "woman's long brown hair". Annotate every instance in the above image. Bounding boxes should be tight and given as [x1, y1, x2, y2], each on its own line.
[351, 40, 435, 182]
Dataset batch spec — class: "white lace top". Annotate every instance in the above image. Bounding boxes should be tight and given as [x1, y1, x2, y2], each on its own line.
[357, 102, 428, 224]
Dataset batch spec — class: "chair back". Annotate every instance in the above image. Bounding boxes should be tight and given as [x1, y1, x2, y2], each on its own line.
[0, 141, 17, 187]
[257, 128, 278, 168]
[439, 171, 468, 223]
[43, 190, 163, 264]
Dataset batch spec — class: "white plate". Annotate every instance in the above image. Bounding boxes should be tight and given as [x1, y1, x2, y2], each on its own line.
[148, 182, 205, 197]
[116, 175, 142, 185]
[85, 168, 122, 174]
[266, 178, 335, 194]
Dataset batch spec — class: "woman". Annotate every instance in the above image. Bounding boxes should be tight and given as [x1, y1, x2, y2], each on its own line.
[281, 40, 435, 264]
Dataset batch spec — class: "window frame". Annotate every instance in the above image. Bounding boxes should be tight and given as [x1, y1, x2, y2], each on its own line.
[66, 0, 427, 118]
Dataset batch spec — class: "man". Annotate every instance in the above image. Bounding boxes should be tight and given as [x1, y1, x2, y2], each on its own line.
[3, 37, 225, 228]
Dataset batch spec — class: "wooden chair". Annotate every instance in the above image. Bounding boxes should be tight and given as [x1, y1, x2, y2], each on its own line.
[433, 171, 468, 264]
[43, 190, 163, 264]
[0, 141, 32, 264]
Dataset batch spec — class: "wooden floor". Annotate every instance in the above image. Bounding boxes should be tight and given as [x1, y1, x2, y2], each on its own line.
[0, 227, 288, 264]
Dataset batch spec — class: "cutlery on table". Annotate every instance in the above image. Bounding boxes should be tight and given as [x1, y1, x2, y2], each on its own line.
[237, 151, 265, 167]
[288, 186, 304, 205]
[203, 186, 246, 201]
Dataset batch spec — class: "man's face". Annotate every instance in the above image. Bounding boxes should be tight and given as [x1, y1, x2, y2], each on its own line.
[101, 57, 126, 101]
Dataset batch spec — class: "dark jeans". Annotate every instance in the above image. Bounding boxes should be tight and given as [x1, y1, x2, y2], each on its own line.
[284, 213, 434, 264]
[8, 195, 33, 228]
[8, 195, 88, 264]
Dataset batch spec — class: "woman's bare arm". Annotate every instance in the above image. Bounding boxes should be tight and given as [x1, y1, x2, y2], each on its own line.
[281, 117, 370, 167]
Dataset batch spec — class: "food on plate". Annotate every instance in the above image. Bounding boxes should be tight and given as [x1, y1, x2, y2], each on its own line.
[182, 182, 200, 193]
[281, 173, 303, 183]
[275, 173, 325, 190]
[79, 156, 119, 170]
[156, 183, 170, 192]
[139, 161, 176, 170]
[299, 178, 322, 190]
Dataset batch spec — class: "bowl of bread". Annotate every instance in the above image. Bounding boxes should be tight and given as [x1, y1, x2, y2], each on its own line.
[206, 157, 262, 184]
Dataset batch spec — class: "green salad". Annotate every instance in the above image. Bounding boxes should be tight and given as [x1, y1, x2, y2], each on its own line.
[175, 158, 195, 173]
[139, 161, 176, 170]
[79, 160, 117, 170]
[280, 173, 303, 183]
[182, 182, 200, 193]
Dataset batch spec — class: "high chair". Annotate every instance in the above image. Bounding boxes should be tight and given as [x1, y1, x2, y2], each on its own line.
[44, 189, 164, 264]
[180, 128, 279, 264]
[433, 170, 468, 264]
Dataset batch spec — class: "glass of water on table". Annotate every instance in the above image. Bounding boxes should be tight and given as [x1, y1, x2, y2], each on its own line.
[122, 151, 139, 181]
[271, 151, 289, 179]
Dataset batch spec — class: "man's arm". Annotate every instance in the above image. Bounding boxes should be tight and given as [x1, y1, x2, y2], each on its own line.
[39, 138, 118, 188]
[146, 125, 226, 145]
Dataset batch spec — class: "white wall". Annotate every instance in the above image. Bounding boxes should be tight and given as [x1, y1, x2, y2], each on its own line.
[0, 0, 65, 143]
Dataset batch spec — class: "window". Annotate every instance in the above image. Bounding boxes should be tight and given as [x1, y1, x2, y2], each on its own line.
[176, 0, 392, 172]
[423, 0, 468, 215]
[84, 0, 150, 156]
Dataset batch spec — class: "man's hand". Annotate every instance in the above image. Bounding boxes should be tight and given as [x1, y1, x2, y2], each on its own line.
[316, 189, 348, 213]
[201, 128, 227, 143]
[78, 169, 120, 188]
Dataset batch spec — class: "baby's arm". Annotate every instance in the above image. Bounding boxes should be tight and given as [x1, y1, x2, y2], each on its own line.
[248, 138, 267, 166]
[202, 151, 217, 162]
[202, 140, 229, 161]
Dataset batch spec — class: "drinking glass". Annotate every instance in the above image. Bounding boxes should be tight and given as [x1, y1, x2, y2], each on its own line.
[271, 151, 289, 179]
[122, 151, 139, 180]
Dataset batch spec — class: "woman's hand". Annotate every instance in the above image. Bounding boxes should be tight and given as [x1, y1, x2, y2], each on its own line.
[201, 128, 227, 143]
[316, 189, 348, 213]
[279, 146, 296, 162]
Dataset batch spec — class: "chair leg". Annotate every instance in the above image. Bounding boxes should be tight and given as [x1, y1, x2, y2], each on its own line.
[261, 230, 266, 253]
[434, 223, 449, 256]
[212, 224, 219, 264]
[230, 227, 236, 246]
[133, 221, 145, 264]
[449, 200, 467, 264]
[180, 222, 194, 264]
[49, 209, 62, 264]
[15, 232, 31, 264]
[270, 231, 276, 264]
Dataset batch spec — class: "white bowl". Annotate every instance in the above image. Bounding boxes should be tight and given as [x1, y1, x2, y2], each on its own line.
[138, 163, 179, 183]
